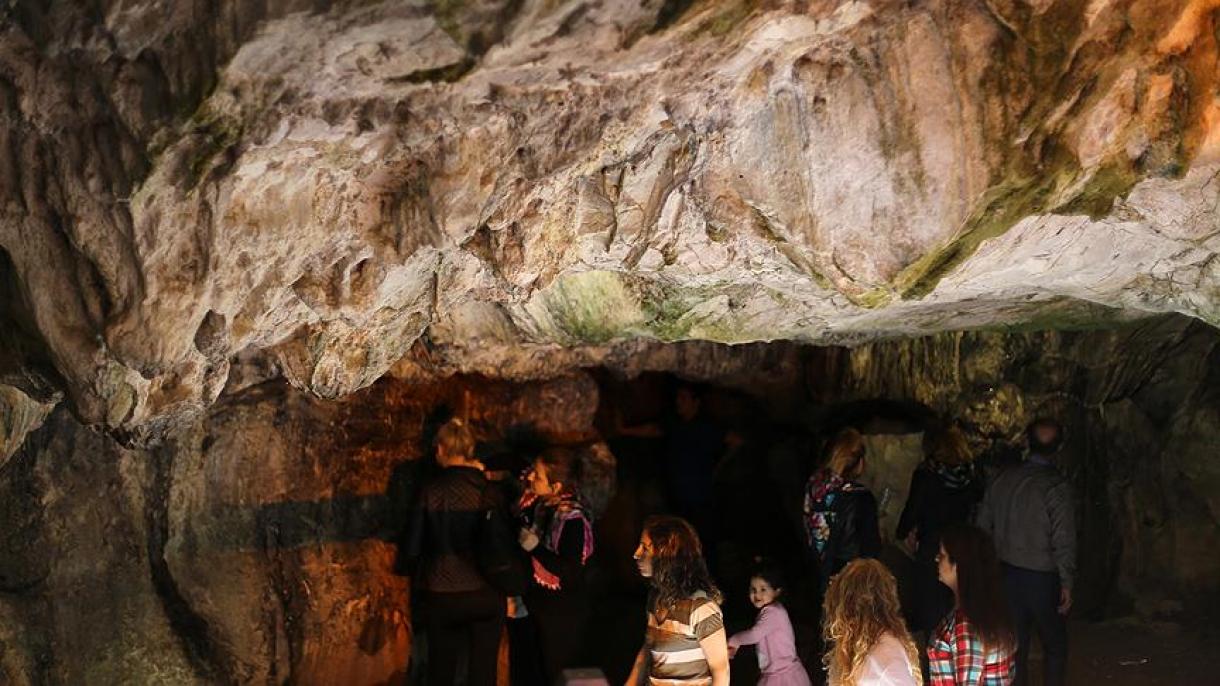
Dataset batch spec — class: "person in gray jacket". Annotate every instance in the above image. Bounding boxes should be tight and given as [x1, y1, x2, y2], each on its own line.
[976, 418, 1075, 686]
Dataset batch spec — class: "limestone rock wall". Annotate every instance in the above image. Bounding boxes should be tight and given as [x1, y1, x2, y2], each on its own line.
[0, 372, 598, 685]
[1, 0, 1218, 439]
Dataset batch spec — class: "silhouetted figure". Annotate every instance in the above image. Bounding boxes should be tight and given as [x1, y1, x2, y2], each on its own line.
[617, 385, 726, 561]
[803, 428, 882, 593]
[977, 419, 1075, 686]
[403, 418, 519, 686]
[897, 424, 984, 633]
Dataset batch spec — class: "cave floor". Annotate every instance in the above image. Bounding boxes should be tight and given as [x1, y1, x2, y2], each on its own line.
[1058, 618, 1218, 686]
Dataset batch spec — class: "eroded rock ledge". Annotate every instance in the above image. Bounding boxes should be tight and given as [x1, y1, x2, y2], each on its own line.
[1, 0, 1218, 438]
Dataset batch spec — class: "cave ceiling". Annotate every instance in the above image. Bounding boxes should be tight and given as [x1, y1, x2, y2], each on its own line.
[0, 0, 1218, 442]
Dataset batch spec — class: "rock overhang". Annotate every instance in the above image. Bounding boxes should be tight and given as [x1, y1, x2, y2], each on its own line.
[0, 0, 1216, 442]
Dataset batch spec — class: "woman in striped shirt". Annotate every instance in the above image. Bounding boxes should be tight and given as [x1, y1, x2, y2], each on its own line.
[628, 516, 730, 686]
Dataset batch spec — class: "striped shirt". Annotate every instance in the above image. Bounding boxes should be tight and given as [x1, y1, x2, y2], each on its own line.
[646, 592, 725, 685]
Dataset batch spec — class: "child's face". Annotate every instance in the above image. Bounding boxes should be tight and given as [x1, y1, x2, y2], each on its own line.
[748, 577, 779, 609]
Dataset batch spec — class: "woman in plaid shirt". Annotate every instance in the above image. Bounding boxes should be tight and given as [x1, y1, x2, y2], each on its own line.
[928, 525, 1016, 685]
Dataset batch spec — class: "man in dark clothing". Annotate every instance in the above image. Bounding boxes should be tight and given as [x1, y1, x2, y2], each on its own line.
[663, 387, 724, 530]
[618, 385, 725, 557]
[977, 418, 1076, 686]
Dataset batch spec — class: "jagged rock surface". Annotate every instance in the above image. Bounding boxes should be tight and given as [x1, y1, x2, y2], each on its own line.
[1, 0, 1219, 438]
[0, 372, 599, 685]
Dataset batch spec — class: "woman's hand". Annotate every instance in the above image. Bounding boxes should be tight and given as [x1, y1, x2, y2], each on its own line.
[519, 527, 540, 552]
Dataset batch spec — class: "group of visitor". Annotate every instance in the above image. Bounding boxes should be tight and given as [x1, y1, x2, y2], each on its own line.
[401, 408, 1076, 686]
[626, 416, 1073, 686]
[400, 417, 616, 686]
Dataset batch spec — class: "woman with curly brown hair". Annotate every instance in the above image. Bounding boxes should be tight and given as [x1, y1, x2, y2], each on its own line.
[823, 559, 922, 686]
[627, 516, 729, 686]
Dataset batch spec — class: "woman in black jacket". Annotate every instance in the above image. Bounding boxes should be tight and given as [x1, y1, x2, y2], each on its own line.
[803, 427, 881, 593]
[516, 442, 616, 683]
[896, 423, 983, 632]
[403, 418, 515, 686]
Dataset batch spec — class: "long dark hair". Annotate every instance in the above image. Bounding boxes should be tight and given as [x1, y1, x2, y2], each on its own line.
[536, 441, 617, 517]
[940, 524, 1014, 650]
[643, 516, 722, 613]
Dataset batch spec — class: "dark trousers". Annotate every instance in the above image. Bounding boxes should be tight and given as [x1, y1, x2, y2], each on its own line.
[531, 594, 590, 683]
[417, 589, 504, 686]
[508, 616, 544, 686]
[1003, 564, 1067, 686]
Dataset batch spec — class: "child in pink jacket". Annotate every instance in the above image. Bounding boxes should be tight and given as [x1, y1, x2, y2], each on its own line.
[728, 564, 812, 686]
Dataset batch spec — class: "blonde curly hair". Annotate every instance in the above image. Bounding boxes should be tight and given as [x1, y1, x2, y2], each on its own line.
[822, 559, 922, 686]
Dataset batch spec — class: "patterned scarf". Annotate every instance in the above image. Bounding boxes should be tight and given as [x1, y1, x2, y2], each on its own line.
[518, 491, 594, 591]
[929, 460, 975, 491]
[804, 468, 845, 557]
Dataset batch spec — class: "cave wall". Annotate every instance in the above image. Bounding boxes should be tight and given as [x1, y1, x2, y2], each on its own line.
[0, 372, 597, 685]
[1, 318, 1218, 684]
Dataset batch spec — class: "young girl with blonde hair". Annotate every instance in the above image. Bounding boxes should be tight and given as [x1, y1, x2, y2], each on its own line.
[823, 558, 923, 686]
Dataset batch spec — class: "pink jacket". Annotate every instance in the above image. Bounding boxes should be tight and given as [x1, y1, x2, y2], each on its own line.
[728, 604, 811, 684]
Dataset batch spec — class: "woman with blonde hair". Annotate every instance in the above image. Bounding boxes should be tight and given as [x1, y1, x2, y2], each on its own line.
[804, 428, 882, 592]
[403, 417, 521, 686]
[823, 558, 922, 686]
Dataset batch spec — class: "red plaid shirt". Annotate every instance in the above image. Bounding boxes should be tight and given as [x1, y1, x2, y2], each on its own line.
[927, 609, 1015, 685]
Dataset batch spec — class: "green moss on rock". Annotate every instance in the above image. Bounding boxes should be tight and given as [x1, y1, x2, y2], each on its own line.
[183, 106, 243, 191]
[849, 287, 894, 309]
[538, 271, 646, 344]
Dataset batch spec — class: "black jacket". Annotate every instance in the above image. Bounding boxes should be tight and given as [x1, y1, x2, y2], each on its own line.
[897, 462, 983, 563]
[403, 466, 512, 594]
[822, 485, 881, 578]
